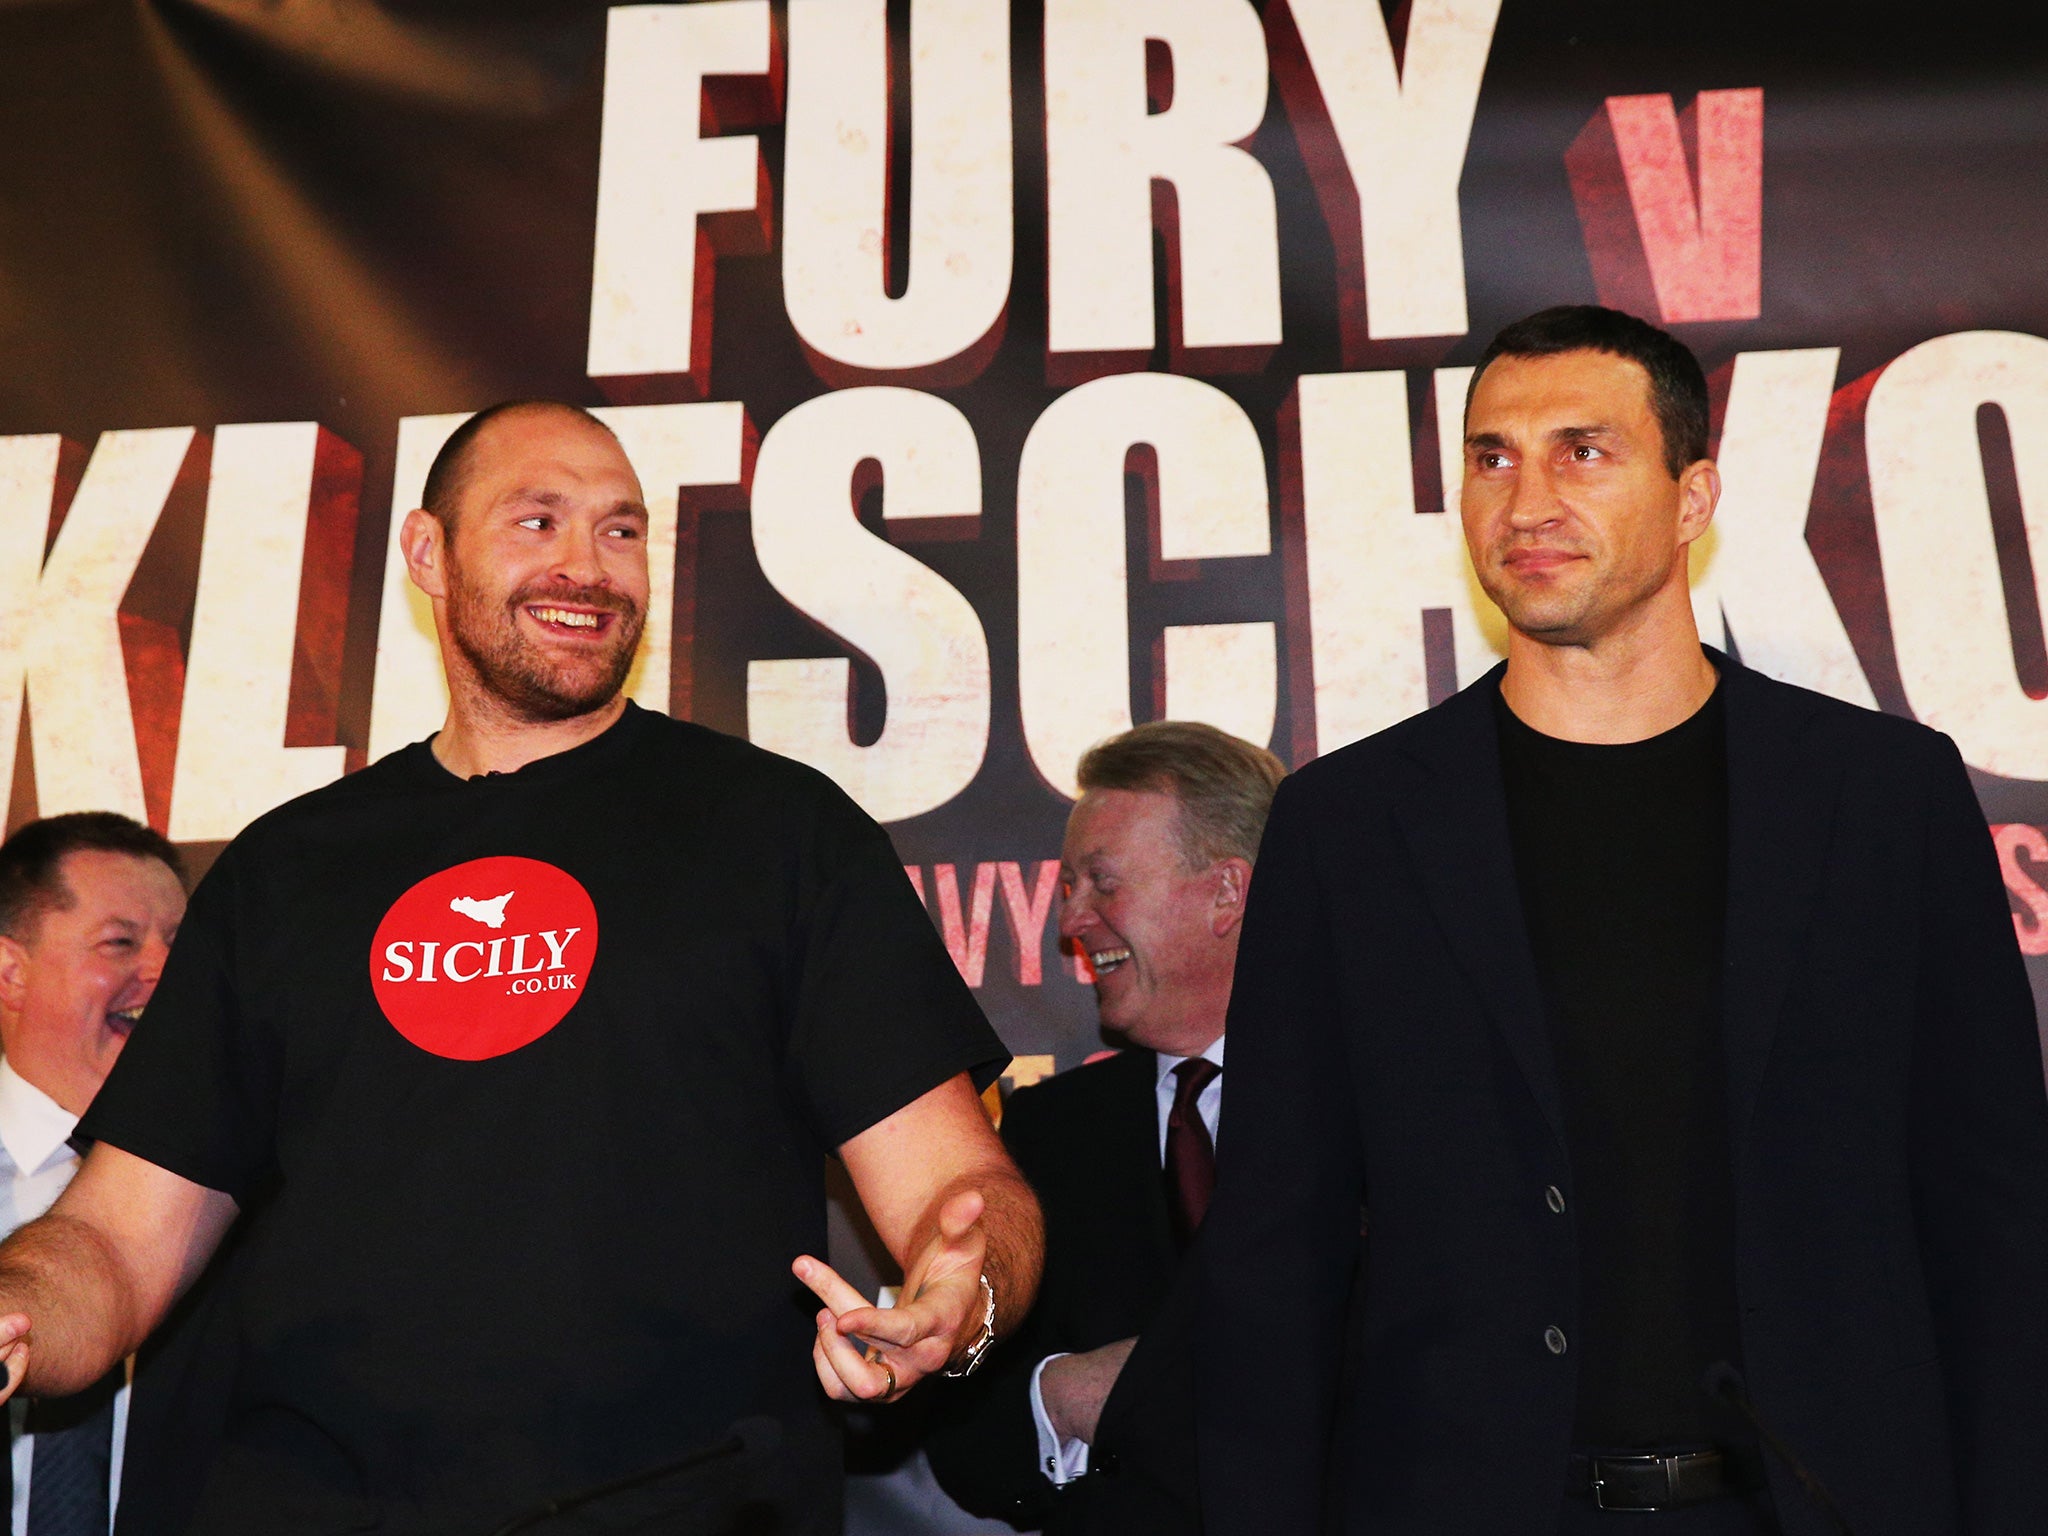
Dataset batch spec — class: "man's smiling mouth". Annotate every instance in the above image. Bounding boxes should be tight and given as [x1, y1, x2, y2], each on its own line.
[107, 1004, 144, 1034]
[1088, 947, 1132, 974]
[527, 605, 608, 633]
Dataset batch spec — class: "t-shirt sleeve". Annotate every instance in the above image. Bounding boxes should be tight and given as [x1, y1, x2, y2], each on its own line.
[783, 784, 1009, 1151]
[78, 844, 281, 1199]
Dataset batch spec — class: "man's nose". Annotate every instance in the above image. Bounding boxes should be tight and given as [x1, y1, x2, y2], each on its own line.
[1057, 895, 1092, 941]
[547, 523, 610, 588]
[1505, 461, 1557, 529]
[138, 932, 172, 984]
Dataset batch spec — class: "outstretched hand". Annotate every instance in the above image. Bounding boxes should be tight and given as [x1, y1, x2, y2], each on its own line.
[793, 1187, 988, 1403]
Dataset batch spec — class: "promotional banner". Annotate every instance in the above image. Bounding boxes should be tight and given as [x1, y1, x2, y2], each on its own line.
[3, 0, 2046, 1080]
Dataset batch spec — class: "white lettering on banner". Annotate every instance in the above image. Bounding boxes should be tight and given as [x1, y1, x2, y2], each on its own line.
[1286, 371, 1501, 758]
[746, 387, 990, 822]
[1432, 364, 1474, 520]
[1696, 349, 1877, 707]
[0, 428, 193, 825]
[1270, 0, 1499, 343]
[169, 422, 348, 840]
[588, 0, 773, 392]
[1043, 0, 1281, 370]
[1017, 372, 1274, 799]
[782, 0, 1011, 377]
[367, 403, 750, 762]
[368, 412, 467, 764]
[1868, 330, 2048, 778]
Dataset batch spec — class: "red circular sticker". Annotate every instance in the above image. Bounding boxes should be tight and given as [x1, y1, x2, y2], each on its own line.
[369, 856, 598, 1060]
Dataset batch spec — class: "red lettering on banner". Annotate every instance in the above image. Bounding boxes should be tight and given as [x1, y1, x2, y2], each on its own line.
[908, 858, 1087, 987]
[1993, 824, 2048, 956]
[932, 861, 996, 987]
[997, 860, 1061, 985]
[285, 429, 363, 765]
[115, 435, 209, 836]
[118, 613, 185, 836]
[1566, 89, 1763, 324]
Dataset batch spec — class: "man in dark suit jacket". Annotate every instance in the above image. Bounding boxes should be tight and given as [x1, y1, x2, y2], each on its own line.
[928, 722, 1285, 1534]
[1200, 306, 2048, 1535]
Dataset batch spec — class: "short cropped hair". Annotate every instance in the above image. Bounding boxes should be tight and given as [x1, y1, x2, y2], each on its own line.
[0, 813, 184, 943]
[1077, 722, 1287, 869]
[420, 400, 618, 530]
[1466, 305, 1710, 478]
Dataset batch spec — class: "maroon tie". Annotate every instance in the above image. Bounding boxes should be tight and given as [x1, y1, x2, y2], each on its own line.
[1164, 1057, 1222, 1248]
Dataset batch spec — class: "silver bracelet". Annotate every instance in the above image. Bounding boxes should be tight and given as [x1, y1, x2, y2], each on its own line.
[943, 1273, 997, 1378]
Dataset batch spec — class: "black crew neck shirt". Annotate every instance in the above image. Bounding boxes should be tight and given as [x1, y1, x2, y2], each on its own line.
[1494, 681, 1743, 1449]
[82, 703, 1006, 1535]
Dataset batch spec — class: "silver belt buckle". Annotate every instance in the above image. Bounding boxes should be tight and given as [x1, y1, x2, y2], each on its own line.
[1590, 1453, 1672, 1512]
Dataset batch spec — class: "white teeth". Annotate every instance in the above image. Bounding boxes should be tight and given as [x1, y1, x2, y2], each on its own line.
[530, 606, 601, 629]
[1088, 947, 1132, 973]
[110, 1006, 144, 1024]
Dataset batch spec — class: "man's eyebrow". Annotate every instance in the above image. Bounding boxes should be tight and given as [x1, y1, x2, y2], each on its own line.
[609, 499, 650, 522]
[504, 486, 566, 505]
[1548, 423, 1616, 443]
[1465, 430, 1511, 450]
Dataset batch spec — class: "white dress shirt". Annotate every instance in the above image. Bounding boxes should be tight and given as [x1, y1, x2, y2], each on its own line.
[1029, 1037, 1224, 1487]
[0, 1059, 129, 1534]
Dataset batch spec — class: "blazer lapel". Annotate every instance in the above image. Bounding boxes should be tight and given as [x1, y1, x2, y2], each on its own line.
[1719, 659, 1843, 1145]
[1392, 671, 1567, 1155]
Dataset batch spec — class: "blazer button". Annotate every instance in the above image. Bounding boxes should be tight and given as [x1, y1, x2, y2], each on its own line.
[1545, 1185, 1566, 1214]
[1544, 1326, 1568, 1355]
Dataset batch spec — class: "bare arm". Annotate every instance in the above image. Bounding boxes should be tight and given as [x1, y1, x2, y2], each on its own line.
[0, 1143, 238, 1401]
[793, 1072, 1043, 1401]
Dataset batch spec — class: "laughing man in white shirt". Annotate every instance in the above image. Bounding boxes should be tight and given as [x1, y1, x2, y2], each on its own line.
[0, 814, 184, 1536]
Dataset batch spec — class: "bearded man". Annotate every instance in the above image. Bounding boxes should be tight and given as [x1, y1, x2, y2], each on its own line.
[0, 401, 1042, 1536]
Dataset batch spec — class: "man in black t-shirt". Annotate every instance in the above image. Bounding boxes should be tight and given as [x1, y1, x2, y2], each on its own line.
[0, 400, 1043, 1535]
[1198, 308, 2048, 1535]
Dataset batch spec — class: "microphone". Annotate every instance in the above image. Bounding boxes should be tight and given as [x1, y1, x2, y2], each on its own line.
[1701, 1362, 1855, 1536]
[488, 1415, 782, 1536]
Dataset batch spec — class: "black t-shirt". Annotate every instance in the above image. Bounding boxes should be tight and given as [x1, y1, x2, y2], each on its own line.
[1494, 682, 1744, 1450]
[82, 703, 1006, 1535]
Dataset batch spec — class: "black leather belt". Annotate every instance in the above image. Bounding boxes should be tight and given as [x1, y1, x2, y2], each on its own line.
[1567, 1448, 1757, 1511]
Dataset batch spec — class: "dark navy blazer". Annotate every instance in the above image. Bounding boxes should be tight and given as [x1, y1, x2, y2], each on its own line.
[927, 1046, 1200, 1535]
[1198, 656, 2048, 1535]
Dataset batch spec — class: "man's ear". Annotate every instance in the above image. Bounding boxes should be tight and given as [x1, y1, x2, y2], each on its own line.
[1677, 457, 1721, 546]
[0, 934, 31, 1015]
[400, 507, 451, 601]
[1211, 858, 1252, 938]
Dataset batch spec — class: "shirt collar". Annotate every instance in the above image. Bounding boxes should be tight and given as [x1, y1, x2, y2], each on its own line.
[1154, 1033, 1226, 1089]
[0, 1058, 81, 1176]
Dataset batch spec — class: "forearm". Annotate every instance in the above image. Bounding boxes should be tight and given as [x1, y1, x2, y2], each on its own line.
[915, 1163, 1042, 1347]
[0, 1210, 145, 1396]
[973, 1164, 1041, 1342]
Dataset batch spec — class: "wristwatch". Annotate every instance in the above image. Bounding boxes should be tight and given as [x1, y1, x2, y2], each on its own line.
[944, 1273, 998, 1378]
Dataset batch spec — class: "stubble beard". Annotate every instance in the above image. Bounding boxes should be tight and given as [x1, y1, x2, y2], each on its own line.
[445, 549, 645, 723]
